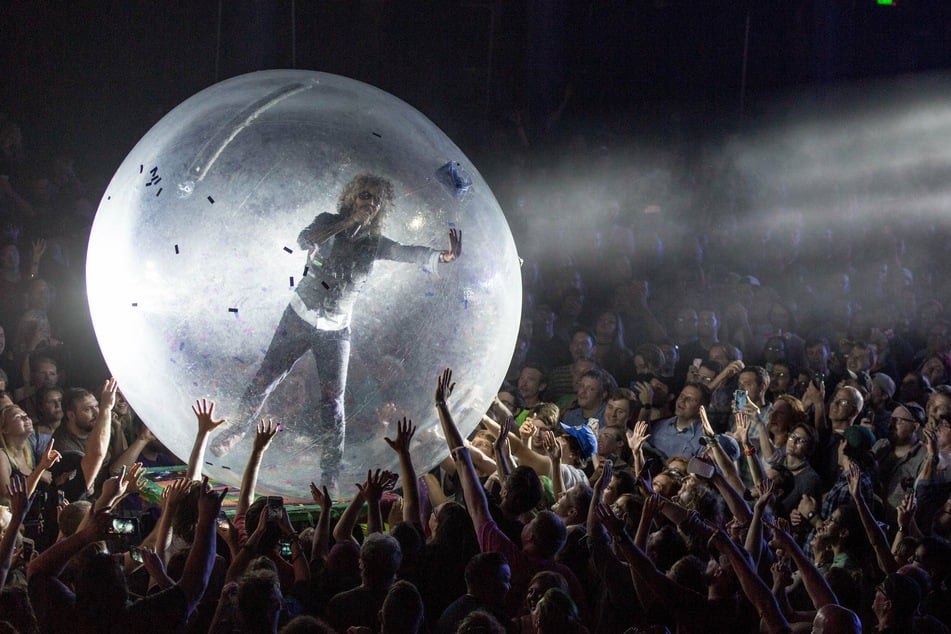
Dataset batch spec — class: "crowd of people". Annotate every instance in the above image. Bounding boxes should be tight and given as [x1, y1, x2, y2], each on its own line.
[2, 100, 951, 634]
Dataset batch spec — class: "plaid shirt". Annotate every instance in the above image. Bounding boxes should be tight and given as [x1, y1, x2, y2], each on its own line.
[821, 470, 873, 520]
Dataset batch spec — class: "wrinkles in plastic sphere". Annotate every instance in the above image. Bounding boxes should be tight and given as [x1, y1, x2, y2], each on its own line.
[87, 70, 521, 499]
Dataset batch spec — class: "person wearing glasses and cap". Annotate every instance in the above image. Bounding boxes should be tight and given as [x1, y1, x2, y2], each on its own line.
[211, 174, 462, 489]
[872, 402, 928, 528]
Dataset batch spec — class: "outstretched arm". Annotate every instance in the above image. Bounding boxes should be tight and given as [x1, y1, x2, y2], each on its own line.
[332, 486, 366, 546]
[485, 414, 552, 476]
[153, 478, 192, 564]
[707, 526, 790, 634]
[0, 474, 31, 588]
[80, 378, 118, 493]
[746, 478, 774, 567]
[187, 399, 226, 481]
[385, 418, 420, 525]
[847, 461, 897, 575]
[357, 469, 398, 535]
[766, 518, 837, 610]
[179, 477, 227, 614]
[310, 483, 333, 564]
[27, 438, 61, 498]
[436, 369, 492, 530]
[237, 418, 278, 516]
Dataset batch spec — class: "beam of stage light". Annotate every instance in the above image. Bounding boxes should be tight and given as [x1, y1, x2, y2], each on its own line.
[728, 72, 951, 231]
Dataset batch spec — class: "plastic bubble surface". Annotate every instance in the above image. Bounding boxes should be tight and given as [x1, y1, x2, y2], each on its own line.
[87, 70, 521, 498]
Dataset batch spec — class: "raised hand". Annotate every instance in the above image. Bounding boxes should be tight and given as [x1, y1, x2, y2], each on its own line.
[197, 475, 228, 520]
[846, 461, 863, 500]
[435, 368, 455, 403]
[766, 517, 795, 552]
[99, 377, 119, 411]
[699, 405, 716, 437]
[634, 381, 654, 407]
[541, 429, 562, 461]
[310, 482, 332, 509]
[626, 420, 650, 453]
[98, 465, 129, 508]
[735, 411, 752, 447]
[356, 469, 398, 503]
[384, 417, 416, 454]
[138, 546, 168, 580]
[923, 426, 939, 457]
[519, 419, 538, 443]
[31, 238, 48, 263]
[495, 414, 514, 454]
[754, 478, 775, 512]
[36, 437, 62, 472]
[439, 228, 462, 263]
[162, 477, 192, 512]
[192, 398, 226, 434]
[123, 462, 147, 495]
[592, 459, 613, 501]
[6, 472, 31, 521]
[770, 558, 793, 591]
[896, 492, 917, 529]
[642, 492, 665, 523]
[595, 502, 626, 537]
[253, 418, 279, 452]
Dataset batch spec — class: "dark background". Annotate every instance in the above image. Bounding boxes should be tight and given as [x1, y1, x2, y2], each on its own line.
[4, 0, 951, 186]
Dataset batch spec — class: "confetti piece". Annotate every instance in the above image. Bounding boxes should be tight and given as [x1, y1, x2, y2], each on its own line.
[321, 281, 330, 289]
[156, 187, 163, 197]
[139, 165, 143, 173]
[205, 461, 213, 466]
[228, 307, 238, 313]
[207, 195, 215, 204]
[107, 195, 111, 200]
[276, 423, 284, 432]
[372, 131, 382, 138]
[222, 465, 232, 470]
[131, 302, 138, 307]
[174, 244, 180, 254]
[178, 342, 185, 351]
[425, 292, 435, 297]
[283, 246, 293, 254]
[289, 276, 294, 287]
[303, 266, 309, 277]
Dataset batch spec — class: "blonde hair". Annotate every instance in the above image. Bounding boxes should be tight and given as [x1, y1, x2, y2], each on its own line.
[0, 405, 35, 473]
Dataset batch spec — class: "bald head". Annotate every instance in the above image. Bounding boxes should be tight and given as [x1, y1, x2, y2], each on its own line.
[813, 605, 861, 634]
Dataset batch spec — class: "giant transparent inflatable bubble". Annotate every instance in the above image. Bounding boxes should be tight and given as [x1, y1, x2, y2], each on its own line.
[87, 70, 521, 499]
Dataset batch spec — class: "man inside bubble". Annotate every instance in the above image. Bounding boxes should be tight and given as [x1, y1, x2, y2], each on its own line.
[211, 173, 462, 488]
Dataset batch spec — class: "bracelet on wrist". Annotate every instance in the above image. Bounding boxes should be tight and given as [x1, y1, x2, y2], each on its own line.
[806, 511, 817, 521]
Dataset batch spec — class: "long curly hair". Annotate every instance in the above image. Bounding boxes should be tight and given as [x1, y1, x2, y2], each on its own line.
[336, 173, 395, 238]
[0, 405, 34, 473]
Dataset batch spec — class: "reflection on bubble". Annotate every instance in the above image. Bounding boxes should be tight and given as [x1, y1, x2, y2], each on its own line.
[87, 70, 521, 498]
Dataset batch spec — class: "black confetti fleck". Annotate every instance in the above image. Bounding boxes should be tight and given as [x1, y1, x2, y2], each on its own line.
[155, 187, 163, 197]
[289, 276, 294, 287]
[207, 196, 215, 204]
[372, 131, 382, 138]
[321, 281, 330, 289]
[228, 307, 238, 313]
[174, 244, 179, 254]
[303, 266, 309, 277]
[131, 302, 138, 307]
[283, 246, 293, 254]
